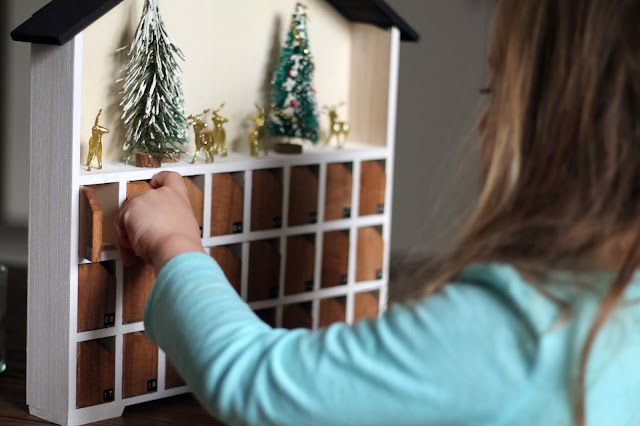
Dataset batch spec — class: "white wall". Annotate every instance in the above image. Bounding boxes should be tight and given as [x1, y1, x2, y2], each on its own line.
[1, 0, 496, 259]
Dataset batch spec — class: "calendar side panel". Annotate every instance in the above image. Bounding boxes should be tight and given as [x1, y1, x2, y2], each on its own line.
[27, 36, 83, 424]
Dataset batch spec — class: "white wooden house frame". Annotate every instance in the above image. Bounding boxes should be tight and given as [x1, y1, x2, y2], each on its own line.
[12, 0, 418, 424]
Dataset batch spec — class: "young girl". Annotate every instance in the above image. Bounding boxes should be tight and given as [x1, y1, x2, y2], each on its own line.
[116, 0, 640, 424]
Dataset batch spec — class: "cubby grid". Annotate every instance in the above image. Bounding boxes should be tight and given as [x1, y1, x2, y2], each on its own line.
[73, 151, 390, 417]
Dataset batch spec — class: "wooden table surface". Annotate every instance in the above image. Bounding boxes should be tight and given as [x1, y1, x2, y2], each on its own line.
[0, 266, 223, 425]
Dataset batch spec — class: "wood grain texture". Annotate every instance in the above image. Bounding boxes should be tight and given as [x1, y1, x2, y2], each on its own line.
[354, 291, 379, 322]
[356, 226, 384, 282]
[359, 160, 386, 216]
[349, 24, 391, 146]
[284, 235, 315, 295]
[319, 297, 346, 327]
[183, 177, 204, 228]
[123, 259, 156, 324]
[77, 262, 116, 332]
[282, 303, 312, 330]
[248, 240, 280, 302]
[27, 38, 78, 421]
[321, 230, 350, 288]
[273, 142, 303, 154]
[324, 163, 352, 221]
[122, 333, 158, 399]
[79, 186, 103, 261]
[210, 245, 241, 294]
[92, 183, 119, 249]
[164, 357, 186, 390]
[126, 180, 151, 198]
[288, 166, 319, 226]
[251, 169, 283, 231]
[134, 153, 162, 168]
[76, 339, 115, 409]
[211, 173, 243, 236]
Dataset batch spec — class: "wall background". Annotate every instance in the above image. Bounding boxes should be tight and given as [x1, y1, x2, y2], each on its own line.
[1, 0, 495, 264]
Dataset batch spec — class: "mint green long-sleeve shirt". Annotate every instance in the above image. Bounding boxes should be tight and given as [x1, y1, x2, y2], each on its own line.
[143, 253, 640, 425]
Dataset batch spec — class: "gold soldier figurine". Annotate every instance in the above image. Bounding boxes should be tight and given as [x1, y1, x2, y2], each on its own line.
[86, 109, 109, 171]
[249, 103, 267, 157]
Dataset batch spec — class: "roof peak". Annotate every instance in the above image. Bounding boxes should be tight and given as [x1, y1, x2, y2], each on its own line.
[11, 0, 418, 46]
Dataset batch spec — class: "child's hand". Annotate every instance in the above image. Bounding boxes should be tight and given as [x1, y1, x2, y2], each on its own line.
[115, 171, 205, 274]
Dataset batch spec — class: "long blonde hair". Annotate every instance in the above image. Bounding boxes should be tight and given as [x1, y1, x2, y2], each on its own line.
[417, 0, 640, 424]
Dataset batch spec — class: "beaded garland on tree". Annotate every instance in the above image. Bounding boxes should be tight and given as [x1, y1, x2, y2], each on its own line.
[267, 2, 320, 144]
[119, 0, 188, 163]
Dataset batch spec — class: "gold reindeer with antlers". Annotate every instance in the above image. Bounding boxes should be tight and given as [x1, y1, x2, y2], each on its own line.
[86, 109, 109, 171]
[210, 103, 229, 157]
[188, 111, 216, 163]
[249, 103, 267, 157]
[323, 103, 350, 149]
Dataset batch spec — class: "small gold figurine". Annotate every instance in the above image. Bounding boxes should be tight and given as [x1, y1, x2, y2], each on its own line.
[188, 103, 229, 163]
[188, 111, 215, 164]
[86, 109, 109, 171]
[210, 103, 229, 157]
[323, 103, 350, 148]
[249, 103, 267, 157]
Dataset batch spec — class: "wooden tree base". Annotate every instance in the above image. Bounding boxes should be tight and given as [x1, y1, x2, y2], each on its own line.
[274, 143, 303, 154]
[135, 153, 163, 168]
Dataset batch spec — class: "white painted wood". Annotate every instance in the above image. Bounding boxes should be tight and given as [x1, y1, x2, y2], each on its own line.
[247, 282, 384, 312]
[282, 165, 291, 229]
[27, 35, 82, 425]
[381, 27, 402, 313]
[157, 349, 166, 398]
[278, 235, 287, 305]
[202, 173, 213, 239]
[76, 144, 390, 185]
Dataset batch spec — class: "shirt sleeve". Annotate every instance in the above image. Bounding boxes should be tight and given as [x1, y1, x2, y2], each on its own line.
[144, 252, 535, 426]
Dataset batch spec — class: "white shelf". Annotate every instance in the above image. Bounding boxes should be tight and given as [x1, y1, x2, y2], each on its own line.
[78, 142, 390, 186]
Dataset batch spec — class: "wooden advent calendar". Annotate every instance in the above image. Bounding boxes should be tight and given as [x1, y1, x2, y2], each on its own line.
[11, 0, 418, 424]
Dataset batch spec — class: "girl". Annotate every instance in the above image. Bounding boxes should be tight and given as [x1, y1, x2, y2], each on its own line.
[116, 0, 640, 424]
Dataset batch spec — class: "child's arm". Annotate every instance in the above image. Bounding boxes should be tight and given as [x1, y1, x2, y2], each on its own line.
[117, 171, 532, 425]
[144, 253, 534, 425]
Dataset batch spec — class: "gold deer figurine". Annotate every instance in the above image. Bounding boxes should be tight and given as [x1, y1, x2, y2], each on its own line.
[323, 103, 350, 149]
[210, 103, 229, 157]
[188, 111, 215, 163]
[189, 103, 229, 163]
[249, 103, 267, 157]
[86, 109, 109, 171]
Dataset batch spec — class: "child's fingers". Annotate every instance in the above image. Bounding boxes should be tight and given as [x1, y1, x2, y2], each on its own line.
[118, 242, 137, 267]
[149, 171, 188, 199]
[115, 208, 137, 266]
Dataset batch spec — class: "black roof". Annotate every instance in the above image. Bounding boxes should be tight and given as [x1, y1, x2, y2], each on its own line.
[11, 0, 419, 46]
[324, 0, 419, 42]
